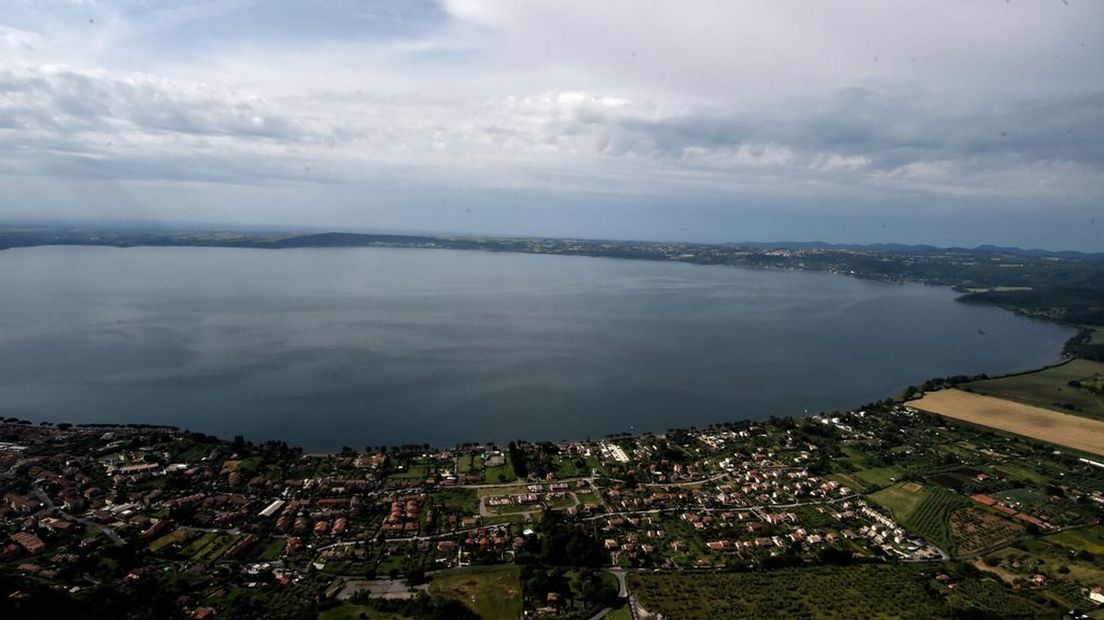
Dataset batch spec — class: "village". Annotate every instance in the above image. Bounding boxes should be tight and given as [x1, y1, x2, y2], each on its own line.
[4, 394, 1104, 619]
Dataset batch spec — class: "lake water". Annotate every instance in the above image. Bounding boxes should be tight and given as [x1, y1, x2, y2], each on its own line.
[0, 245, 1074, 449]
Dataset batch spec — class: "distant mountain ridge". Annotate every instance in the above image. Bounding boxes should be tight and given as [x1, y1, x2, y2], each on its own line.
[0, 225, 1100, 258]
[3, 225, 1102, 330]
[729, 240, 1102, 259]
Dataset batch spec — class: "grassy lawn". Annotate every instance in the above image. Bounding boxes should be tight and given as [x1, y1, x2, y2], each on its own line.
[391, 463, 433, 479]
[826, 472, 869, 493]
[481, 513, 532, 526]
[483, 456, 518, 483]
[606, 604, 633, 620]
[554, 457, 582, 478]
[148, 528, 190, 552]
[429, 566, 522, 620]
[869, 482, 929, 523]
[194, 534, 237, 563]
[966, 359, 1104, 420]
[1045, 525, 1104, 555]
[598, 570, 620, 593]
[992, 463, 1051, 485]
[375, 555, 407, 577]
[256, 537, 287, 561]
[318, 604, 412, 620]
[457, 454, 483, 473]
[869, 483, 969, 553]
[476, 484, 530, 498]
[238, 456, 264, 472]
[183, 531, 220, 558]
[585, 456, 607, 476]
[840, 445, 874, 468]
[430, 488, 479, 514]
[852, 466, 904, 489]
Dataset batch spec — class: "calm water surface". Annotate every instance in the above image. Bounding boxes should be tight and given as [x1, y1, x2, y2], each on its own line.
[0, 246, 1074, 449]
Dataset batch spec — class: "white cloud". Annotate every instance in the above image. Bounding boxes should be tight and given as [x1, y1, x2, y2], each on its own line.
[0, 1, 1101, 247]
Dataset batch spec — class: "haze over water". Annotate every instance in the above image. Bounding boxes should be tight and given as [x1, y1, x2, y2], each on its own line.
[0, 245, 1074, 449]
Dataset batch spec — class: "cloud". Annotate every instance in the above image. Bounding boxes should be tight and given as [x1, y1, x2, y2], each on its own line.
[0, 1, 1101, 248]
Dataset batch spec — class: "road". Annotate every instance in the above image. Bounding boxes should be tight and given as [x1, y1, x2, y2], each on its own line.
[641, 471, 730, 488]
[583, 493, 860, 521]
[32, 486, 125, 546]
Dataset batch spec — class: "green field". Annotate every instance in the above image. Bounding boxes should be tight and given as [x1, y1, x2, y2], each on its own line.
[318, 604, 412, 620]
[992, 463, 1051, 485]
[869, 482, 929, 522]
[183, 531, 220, 557]
[869, 483, 968, 553]
[391, 463, 433, 479]
[605, 605, 633, 620]
[826, 472, 869, 493]
[429, 488, 479, 514]
[457, 454, 483, 474]
[481, 513, 532, 526]
[852, 466, 904, 489]
[966, 359, 1104, 420]
[483, 457, 518, 484]
[256, 537, 287, 561]
[554, 456, 583, 478]
[428, 566, 523, 620]
[630, 564, 952, 619]
[1045, 525, 1104, 555]
[148, 528, 191, 552]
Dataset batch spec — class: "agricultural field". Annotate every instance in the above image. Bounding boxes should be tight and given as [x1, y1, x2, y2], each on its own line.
[475, 484, 530, 498]
[939, 577, 1050, 618]
[852, 466, 904, 489]
[481, 513, 531, 526]
[255, 537, 287, 561]
[911, 389, 1104, 456]
[965, 359, 1104, 420]
[869, 483, 970, 554]
[457, 454, 483, 474]
[1045, 525, 1104, 555]
[826, 472, 869, 493]
[318, 604, 412, 620]
[907, 489, 970, 555]
[428, 488, 479, 514]
[992, 463, 1051, 485]
[869, 482, 930, 522]
[147, 528, 193, 552]
[182, 532, 220, 557]
[630, 564, 952, 619]
[428, 565, 522, 620]
[391, 463, 433, 480]
[949, 508, 1024, 556]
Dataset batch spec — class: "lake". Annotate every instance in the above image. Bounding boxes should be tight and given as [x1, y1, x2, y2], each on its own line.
[0, 245, 1074, 449]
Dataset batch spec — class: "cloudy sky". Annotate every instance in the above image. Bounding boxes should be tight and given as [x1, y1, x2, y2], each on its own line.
[1, 1, 1102, 250]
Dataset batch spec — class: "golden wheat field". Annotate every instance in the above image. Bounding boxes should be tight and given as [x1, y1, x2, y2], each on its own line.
[910, 389, 1104, 456]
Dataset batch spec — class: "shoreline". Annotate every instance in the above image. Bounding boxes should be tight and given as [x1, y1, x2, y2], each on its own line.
[8, 345, 1085, 457]
[0, 240, 1092, 451]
